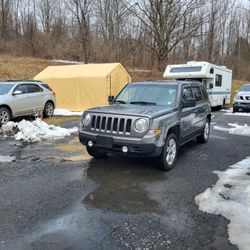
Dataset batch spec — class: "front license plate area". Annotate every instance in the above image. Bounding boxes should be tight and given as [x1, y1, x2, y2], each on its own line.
[96, 136, 113, 148]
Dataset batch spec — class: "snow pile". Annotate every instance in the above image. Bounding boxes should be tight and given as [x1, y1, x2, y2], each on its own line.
[0, 155, 15, 163]
[214, 123, 250, 136]
[1, 121, 17, 133]
[52, 59, 84, 64]
[54, 109, 82, 116]
[195, 157, 250, 250]
[2, 119, 78, 143]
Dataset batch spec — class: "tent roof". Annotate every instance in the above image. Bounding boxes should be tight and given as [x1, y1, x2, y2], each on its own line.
[34, 63, 129, 80]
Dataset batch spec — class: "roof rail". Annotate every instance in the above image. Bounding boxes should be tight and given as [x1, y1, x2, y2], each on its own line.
[6, 80, 42, 82]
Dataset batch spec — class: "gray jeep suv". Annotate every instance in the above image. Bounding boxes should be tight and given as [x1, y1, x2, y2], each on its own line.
[79, 80, 211, 170]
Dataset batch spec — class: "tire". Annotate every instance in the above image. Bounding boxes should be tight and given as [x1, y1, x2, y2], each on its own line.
[221, 99, 226, 109]
[0, 107, 11, 124]
[233, 107, 239, 113]
[158, 133, 179, 171]
[43, 101, 54, 117]
[197, 118, 210, 143]
[86, 147, 107, 159]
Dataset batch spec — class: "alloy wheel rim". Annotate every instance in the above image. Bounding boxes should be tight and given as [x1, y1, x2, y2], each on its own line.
[204, 122, 210, 140]
[46, 104, 53, 116]
[166, 138, 177, 165]
[0, 110, 9, 124]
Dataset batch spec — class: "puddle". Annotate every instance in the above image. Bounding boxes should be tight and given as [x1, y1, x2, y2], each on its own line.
[53, 137, 92, 162]
[53, 154, 92, 163]
[55, 137, 83, 152]
[0, 155, 15, 163]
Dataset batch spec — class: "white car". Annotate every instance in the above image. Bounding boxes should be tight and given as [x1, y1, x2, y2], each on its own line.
[233, 84, 250, 112]
[0, 80, 56, 124]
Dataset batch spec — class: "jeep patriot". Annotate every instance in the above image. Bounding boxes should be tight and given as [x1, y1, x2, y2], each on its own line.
[79, 81, 211, 170]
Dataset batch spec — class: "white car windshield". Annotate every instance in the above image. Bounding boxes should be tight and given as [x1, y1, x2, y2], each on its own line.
[0, 84, 13, 95]
[115, 84, 178, 106]
[240, 85, 250, 92]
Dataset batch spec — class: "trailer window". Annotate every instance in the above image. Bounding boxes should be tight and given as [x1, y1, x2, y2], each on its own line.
[210, 68, 214, 74]
[192, 86, 203, 101]
[170, 66, 202, 73]
[215, 74, 222, 87]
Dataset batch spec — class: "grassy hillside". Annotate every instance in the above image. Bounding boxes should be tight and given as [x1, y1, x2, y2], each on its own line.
[0, 54, 58, 81]
[0, 54, 247, 106]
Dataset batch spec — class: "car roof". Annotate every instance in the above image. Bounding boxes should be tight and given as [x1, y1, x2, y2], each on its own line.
[129, 80, 202, 86]
[0, 80, 44, 85]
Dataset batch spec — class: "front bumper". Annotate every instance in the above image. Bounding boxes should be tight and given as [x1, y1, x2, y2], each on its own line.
[233, 101, 250, 110]
[79, 130, 162, 157]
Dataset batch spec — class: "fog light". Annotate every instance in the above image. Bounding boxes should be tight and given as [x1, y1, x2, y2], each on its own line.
[88, 141, 93, 147]
[122, 146, 128, 153]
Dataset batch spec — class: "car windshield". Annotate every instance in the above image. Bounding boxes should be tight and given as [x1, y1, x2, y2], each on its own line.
[240, 85, 250, 92]
[115, 84, 178, 106]
[0, 84, 13, 95]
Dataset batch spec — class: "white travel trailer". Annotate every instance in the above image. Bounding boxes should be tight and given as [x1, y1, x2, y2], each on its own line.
[163, 61, 232, 107]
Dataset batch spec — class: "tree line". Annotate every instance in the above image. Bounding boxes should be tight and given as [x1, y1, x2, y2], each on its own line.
[0, 0, 249, 80]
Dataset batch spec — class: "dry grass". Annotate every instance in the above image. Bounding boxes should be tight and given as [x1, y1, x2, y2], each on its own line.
[0, 54, 59, 81]
[43, 116, 80, 126]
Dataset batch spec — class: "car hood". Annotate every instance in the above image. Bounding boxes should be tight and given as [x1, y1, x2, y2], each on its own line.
[86, 104, 177, 118]
[237, 91, 250, 96]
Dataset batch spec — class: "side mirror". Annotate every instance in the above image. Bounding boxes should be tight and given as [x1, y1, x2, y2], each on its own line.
[209, 83, 214, 89]
[108, 95, 114, 104]
[182, 98, 196, 108]
[12, 90, 22, 95]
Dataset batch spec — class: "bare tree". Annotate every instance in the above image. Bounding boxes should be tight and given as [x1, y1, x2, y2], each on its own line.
[66, 0, 96, 63]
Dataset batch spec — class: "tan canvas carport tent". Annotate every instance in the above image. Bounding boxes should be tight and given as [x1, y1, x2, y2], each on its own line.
[34, 63, 131, 111]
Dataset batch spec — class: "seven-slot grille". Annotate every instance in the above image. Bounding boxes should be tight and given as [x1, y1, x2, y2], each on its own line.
[91, 115, 132, 135]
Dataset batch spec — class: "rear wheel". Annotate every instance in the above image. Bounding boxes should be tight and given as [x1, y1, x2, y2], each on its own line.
[158, 133, 179, 171]
[86, 147, 107, 159]
[0, 107, 11, 124]
[197, 118, 210, 143]
[43, 101, 54, 117]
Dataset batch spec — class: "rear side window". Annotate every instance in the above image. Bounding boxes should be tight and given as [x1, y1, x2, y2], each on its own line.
[192, 86, 203, 101]
[215, 74, 222, 87]
[42, 83, 52, 91]
[182, 87, 193, 102]
[27, 84, 43, 93]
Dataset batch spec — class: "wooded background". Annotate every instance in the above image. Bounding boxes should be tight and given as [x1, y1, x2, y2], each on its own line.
[0, 0, 249, 80]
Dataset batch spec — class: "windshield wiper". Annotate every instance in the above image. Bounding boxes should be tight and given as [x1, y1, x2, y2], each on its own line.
[114, 100, 126, 104]
[130, 101, 157, 105]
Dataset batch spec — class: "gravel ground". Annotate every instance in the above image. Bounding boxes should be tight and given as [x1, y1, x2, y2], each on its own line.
[0, 111, 249, 250]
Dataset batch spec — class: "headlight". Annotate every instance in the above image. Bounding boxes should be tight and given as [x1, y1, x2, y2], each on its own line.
[83, 113, 91, 126]
[134, 118, 149, 133]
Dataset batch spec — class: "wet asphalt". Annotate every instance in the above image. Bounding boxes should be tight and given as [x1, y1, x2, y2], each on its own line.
[0, 111, 250, 250]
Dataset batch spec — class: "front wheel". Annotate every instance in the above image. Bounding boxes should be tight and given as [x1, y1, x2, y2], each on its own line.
[197, 119, 210, 143]
[86, 147, 107, 159]
[158, 133, 179, 171]
[0, 107, 11, 124]
[43, 102, 54, 117]
[233, 107, 239, 113]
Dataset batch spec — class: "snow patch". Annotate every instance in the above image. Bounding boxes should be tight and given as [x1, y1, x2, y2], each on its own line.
[0, 155, 15, 163]
[2, 119, 78, 143]
[214, 123, 250, 136]
[54, 109, 82, 116]
[195, 157, 250, 250]
[52, 59, 84, 64]
[224, 112, 250, 117]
